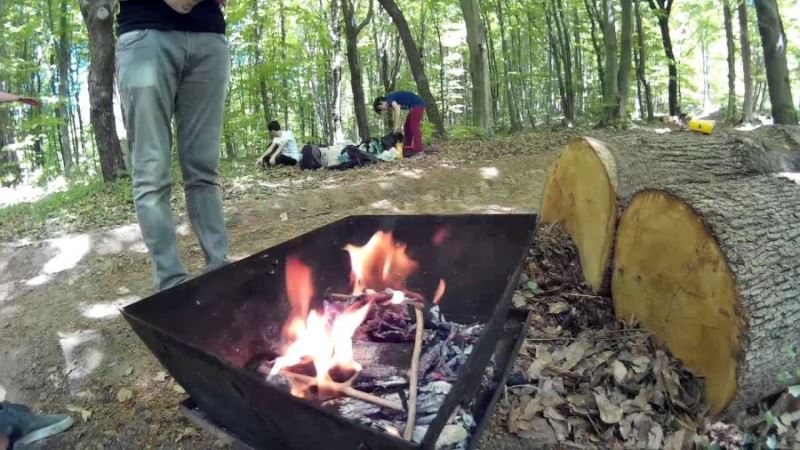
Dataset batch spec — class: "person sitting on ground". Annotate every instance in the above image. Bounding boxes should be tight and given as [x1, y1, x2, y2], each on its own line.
[257, 121, 301, 167]
[0, 401, 73, 449]
[373, 91, 426, 157]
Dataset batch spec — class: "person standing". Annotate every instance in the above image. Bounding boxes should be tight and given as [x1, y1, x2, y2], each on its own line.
[373, 91, 426, 157]
[117, 0, 231, 290]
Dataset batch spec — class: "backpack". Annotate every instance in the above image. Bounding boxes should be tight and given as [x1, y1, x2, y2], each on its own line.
[299, 144, 323, 170]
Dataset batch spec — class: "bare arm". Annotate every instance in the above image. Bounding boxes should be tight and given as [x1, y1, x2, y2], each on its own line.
[0, 91, 40, 106]
[257, 143, 278, 164]
[392, 102, 403, 133]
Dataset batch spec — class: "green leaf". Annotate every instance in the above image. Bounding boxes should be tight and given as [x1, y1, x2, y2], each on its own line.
[777, 371, 792, 384]
[765, 411, 777, 427]
[526, 281, 542, 295]
[789, 385, 800, 398]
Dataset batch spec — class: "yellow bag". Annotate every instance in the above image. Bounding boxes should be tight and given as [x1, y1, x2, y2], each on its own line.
[689, 119, 716, 135]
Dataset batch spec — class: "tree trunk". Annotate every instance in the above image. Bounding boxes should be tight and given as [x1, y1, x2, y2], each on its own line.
[495, 0, 521, 132]
[635, 0, 654, 120]
[458, 0, 493, 136]
[552, 0, 575, 126]
[617, 0, 633, 120]
[539, 132, 799, 295]
[584, 0, 606, 98]
[279, 0, 289, 127]
[647, 0, 680, 117]
[377, 0, 446, 137]
[738, 0, 754, 123]
[613, 175, 800, 415]
[723, 0, 737, 123]
[329, 0, 345, 142]
[342, 0, 373, 141]
[51, 0, 74, 175]
[599, 0, 618, 125]
[79, 0, 126, 182]
[753, 0, 798, 125]
[547, 10, 568, 124]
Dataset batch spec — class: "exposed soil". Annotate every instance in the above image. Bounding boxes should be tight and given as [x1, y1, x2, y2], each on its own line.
[0, 126, 792, 449]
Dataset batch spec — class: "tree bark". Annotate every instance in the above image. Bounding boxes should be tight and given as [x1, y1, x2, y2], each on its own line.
[459, 0, 493, 136]
[753, 0, 798, 125]
[647, 0, 680, 117]
[584, 0, 606, 98]
[551, 0, 575, 126]
[377, 0, 446, 137]
[599, 0, 618, 125]
[329, 0, 345, 142]
[496, 0, 521, 132]
[723, 0, 737, 123]
[50, 0, 74, 175]
[79, 0, 126, 182]
[342, 0, 373, 141]
[634, 0, 654, 120]
[614, 176, 800, 415]
[738, 0, 754, 123]
[617, 0, 633, 120]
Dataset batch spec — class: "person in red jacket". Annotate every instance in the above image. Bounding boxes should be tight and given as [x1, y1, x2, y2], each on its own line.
[373, 91, 426, 157]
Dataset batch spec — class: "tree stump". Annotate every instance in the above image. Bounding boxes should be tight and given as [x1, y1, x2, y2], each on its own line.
[539, 134, 799, 294]
[612, 175, 800, 414]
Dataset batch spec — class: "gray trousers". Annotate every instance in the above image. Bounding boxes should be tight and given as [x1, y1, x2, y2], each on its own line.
[117, 30, 230, 290]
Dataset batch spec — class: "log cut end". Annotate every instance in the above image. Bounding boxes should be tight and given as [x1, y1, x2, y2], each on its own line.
[612, 190, 741, 414]
[540, 137, 618, 294]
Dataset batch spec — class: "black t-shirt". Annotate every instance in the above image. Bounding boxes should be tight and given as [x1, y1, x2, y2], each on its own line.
[117, 0, 226, 35]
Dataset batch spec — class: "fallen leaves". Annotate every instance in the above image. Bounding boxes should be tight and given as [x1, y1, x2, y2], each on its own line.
[594, 389, 623, 424]
[116, 387, 133, 403]
[67, 405, 93, 422]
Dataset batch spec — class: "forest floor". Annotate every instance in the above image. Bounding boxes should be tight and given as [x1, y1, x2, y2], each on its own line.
[0, 124, 793, 449]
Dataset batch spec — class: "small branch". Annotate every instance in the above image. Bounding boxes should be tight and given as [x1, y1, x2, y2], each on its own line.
[281, 372, 404, 412]
[403, 305, 424, 440]
[355, 0, 374, 34]
[561, 292, 608, 300]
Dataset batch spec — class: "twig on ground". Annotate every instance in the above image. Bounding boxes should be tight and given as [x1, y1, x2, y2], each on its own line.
[404, 305, 425, 440]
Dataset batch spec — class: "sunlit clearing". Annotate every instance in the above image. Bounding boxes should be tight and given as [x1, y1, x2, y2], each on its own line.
[25, 275, 50, 286]
[58, 330, 104, 387]
[400, 169, 423, 179]
[43, 234, 91, 274]
[0, 174, 68, 208]
[370, 199, 400, 212]
[777, 172, 800, 184]
[477, 205, 518, 214]
[480, 167, 500, 180]
[736, 123, 763, 132]
[96, 223, 143, 255]
[80, 296, 140, 319]
[652, 128, 672, 134]
[0, 282, 13, 304]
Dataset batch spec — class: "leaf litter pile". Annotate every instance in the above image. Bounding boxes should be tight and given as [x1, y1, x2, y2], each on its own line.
[499, 224, 800, 449]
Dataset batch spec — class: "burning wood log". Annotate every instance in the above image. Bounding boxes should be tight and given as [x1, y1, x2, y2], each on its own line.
[540, 135, 800, 294]
[404, 305, 425, 440]
[612, 175, 800, 415]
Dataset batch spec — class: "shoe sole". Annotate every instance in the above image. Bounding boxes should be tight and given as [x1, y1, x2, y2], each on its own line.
[13, 416, 74, 449]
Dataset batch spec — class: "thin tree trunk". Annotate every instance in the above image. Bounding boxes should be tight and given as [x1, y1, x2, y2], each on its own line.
[753, 0, 798, 125]
[584, 0, 606, 109]
[738, 0, 754, 123]
[342, 0, 373, 141]
[458, 0, 493, 135]
[553, 0, 575, 126]
[496, 0, 521, 132]
[723, 0, 737, 123]
[647, 0, 680, 117]
[279, 0, 289, 127]
[635, 0, 654, 120]
[377, 0, 447, 137]
[79, 0, 126, 182]
[617, 0, 633, 120]
[329, 0, 345, 142]
[599, 0, 618, 125]
[547, 9, 567, 124]
[53, 0, 73, 175]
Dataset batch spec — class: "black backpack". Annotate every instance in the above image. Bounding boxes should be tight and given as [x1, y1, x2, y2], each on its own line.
[300, 144, 323, 170]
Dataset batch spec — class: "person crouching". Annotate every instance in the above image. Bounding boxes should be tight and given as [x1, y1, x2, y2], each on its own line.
[257, 121, 300, 167]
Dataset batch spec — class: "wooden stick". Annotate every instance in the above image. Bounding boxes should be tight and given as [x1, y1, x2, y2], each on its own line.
[403, 305, 425, 440]
[281, 371, 404, 412]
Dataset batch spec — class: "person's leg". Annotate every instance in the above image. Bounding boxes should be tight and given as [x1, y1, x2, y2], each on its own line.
[117, 30, 187, 290]
[176, 32, 231, 272]
[275, 154, 298, 166]
[404, 106, 425, 155]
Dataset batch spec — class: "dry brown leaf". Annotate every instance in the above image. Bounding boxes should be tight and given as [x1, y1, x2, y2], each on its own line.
[66, 405, 92, 422]
[116, 388, 133, 403]
[631, 355, 650, 374]
[548, 301, 570, 315]
[124, 366, 134, 376]
[647, 422, 664, 449]
[548, 418, 569, 441]
[544, 406, 566, 421]
[561, 340, 592, 372]
[173, 383, 186, 394]
[153, 371, 168, 382]
[662, 429, 687, 450]
[280, 212, 289, 221]
[512, 293, 527, 308]
[611, 360, 628, 385]
[515, 418, 558, 445]
[594, 389, 623, 424]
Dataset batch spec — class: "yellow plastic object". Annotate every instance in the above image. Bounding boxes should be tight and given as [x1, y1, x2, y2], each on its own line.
[689, 119, 716, 135]
[395, 142, 404, 158]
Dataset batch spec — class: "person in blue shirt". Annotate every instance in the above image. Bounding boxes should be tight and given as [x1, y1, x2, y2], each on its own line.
[373, 91, 426, 156]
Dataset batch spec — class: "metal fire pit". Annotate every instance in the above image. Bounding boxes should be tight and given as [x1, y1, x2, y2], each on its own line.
[123, 214, 536, 450]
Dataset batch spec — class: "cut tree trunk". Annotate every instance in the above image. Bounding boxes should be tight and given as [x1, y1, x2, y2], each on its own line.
[612, 175, 800, 415]
[539, 133, 800, 294]
[754, 0, 798, 125]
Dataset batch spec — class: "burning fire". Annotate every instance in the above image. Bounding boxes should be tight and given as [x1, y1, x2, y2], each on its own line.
[271, 232, 428, 397]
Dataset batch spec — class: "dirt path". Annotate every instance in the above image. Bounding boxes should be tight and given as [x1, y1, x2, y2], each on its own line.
[0, 131, 568, 449]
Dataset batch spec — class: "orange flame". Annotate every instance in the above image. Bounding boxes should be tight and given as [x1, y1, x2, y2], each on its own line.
[273, 232, 423, 398]
[345, 231, 418, 295]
